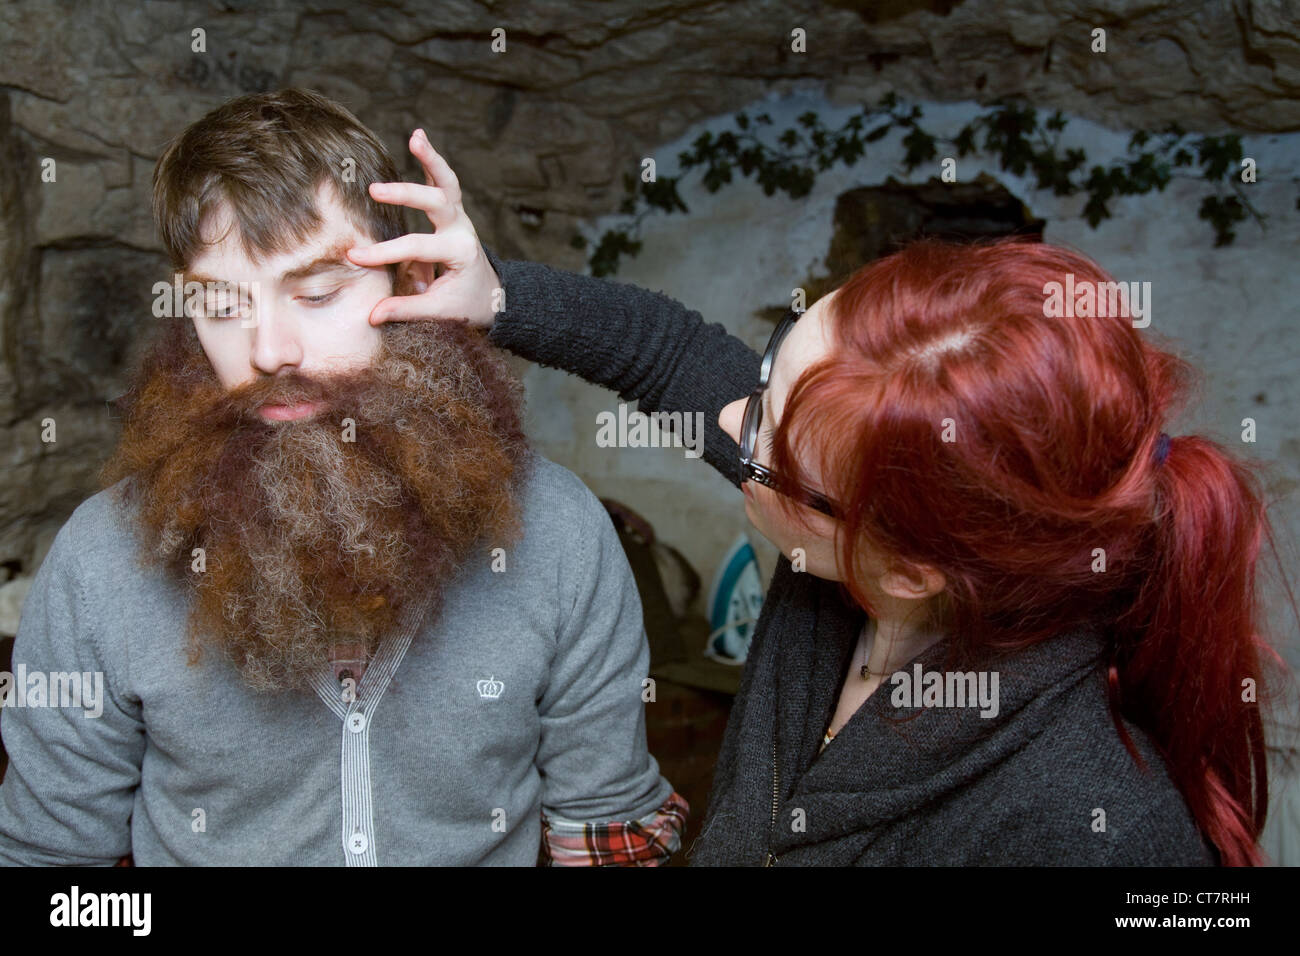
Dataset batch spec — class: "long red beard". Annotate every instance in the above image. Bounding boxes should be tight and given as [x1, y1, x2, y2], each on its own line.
[101, 318, 531, 692]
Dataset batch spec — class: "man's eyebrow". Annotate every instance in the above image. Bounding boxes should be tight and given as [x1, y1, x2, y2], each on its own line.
[278, 239, 366, 282]
[186, 239, 365, 287]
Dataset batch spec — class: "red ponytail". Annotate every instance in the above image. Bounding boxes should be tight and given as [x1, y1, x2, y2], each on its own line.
[1112, 432, 1285, 864]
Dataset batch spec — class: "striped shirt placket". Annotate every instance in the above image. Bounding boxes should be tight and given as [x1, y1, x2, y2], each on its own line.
[308, 597, 429, 866]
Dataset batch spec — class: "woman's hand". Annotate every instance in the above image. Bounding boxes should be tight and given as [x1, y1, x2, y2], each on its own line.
[347, 128, 501, 330]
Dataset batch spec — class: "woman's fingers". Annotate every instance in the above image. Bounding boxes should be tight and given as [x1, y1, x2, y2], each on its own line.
[366, 278, 476, 325]
[347, 231, 465, 270]
[365, 269, 499, 327]
[366, 180, 457, 231]
[346, 129, 495, 328]
[367, 288, 434, 324]
[410, 128, 462, 206]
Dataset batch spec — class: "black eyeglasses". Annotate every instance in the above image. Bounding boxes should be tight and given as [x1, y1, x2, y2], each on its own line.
[739, 308, 838, 518]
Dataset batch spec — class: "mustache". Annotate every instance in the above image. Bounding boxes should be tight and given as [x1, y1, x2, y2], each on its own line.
[199, 365, 373, 426]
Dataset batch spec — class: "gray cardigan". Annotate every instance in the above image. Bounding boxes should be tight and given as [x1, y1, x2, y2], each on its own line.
[482, 246, 1218, 866]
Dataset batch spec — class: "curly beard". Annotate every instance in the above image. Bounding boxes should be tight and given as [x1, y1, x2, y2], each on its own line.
[101, 316, 531, 692]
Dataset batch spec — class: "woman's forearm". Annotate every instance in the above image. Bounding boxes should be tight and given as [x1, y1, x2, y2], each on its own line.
[481, 246, 760, 488]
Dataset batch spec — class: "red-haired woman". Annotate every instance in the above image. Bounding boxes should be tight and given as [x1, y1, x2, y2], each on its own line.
[353, 133, 1291, 866]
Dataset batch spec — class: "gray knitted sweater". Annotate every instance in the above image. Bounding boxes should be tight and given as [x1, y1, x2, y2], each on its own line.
[482, 246, 1218, 867]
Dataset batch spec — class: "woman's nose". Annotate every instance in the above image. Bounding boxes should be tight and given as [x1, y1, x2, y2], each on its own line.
[718, 397, 745, 445]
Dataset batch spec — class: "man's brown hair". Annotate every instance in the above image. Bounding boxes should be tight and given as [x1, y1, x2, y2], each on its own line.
[151, 87, 404, 282]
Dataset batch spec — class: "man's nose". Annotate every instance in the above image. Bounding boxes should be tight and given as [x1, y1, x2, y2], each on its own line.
[249, 308, 305, 376]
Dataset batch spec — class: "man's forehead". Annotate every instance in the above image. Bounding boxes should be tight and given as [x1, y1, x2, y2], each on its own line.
[188, 181, 368, 281]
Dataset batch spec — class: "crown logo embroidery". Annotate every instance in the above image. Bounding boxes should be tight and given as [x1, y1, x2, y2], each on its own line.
[476, 676, 504, 700]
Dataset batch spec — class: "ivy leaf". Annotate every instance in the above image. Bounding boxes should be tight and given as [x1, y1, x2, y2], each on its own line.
[1030, 148, 1078, 196]
[953, 125, 976, 155]
[590, 230, 642, 278]
[901, 128, 937, 169]
[1198, 194, 1245, 246]
[701, 162, 733, 193]
[789, 167, 816, 198]
[1083, 193, 1111, 228]
[1198, 135, 1242, 180]
[641, 175, 688, 212]
[738, 145, 763, 176]
[1121, 153, 1171, 194]
[836, 135, 865, 165]
[1085, 165, 1115, 207]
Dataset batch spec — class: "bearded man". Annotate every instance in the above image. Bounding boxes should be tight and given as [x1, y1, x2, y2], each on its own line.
[0, 88, 686, 866]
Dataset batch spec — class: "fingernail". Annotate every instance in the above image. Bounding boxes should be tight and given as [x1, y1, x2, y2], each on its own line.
[417, 128, 428, 142]
[414, 280, 427, 293]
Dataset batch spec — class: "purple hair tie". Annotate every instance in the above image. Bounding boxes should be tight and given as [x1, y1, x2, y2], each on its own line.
[1154, 432, 1171, 466]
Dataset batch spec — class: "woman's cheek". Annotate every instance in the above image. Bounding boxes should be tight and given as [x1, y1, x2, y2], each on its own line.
[747, 487, 801, 555]
[759, 495, 842, 579]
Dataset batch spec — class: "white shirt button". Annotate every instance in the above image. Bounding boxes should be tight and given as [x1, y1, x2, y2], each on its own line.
[347, 712, 367, 733]
[349, 831, 368, 854]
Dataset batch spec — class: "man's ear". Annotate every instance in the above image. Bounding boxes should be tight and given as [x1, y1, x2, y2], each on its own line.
[394, 259, 435, 296]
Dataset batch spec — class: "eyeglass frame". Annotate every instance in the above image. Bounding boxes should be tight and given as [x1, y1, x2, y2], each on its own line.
[738, 308, 839, 518]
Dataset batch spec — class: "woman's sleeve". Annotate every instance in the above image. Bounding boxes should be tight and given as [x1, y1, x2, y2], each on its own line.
[481, 246, 761, 489]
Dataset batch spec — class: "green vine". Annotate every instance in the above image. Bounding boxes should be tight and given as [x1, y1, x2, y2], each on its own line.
[571, 93, 1282, 277]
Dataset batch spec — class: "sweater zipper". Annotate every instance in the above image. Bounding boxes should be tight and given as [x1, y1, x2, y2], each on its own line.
[765, 735, 779, 866]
